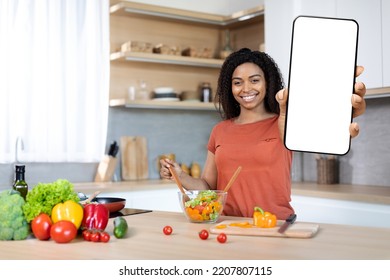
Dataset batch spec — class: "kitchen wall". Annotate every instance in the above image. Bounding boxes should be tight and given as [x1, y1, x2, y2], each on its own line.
[106, 106, 221, 181]
[0, 162, 98, 190]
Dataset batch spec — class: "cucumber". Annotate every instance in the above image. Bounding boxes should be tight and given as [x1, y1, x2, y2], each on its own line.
[113, 217, 128, 238]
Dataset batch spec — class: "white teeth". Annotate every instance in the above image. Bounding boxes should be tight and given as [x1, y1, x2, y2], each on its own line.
[242, 95, 256, 102]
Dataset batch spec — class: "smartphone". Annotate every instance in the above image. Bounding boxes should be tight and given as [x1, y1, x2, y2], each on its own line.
[284, 16, 359, 155]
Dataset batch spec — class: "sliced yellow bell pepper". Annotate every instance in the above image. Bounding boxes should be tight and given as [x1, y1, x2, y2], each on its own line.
[230, 222, 253, 228]
[51, 200, 84, 229]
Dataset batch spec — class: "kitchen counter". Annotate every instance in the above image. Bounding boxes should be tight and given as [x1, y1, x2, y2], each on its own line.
[1, 211, 389, 260]
[73, 180, 390, 205]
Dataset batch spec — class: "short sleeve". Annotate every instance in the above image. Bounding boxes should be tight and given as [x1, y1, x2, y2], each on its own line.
[207, 126, 217, 154]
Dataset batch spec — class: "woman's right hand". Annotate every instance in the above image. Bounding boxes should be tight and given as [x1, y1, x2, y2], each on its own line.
[159, 158, 182, 180]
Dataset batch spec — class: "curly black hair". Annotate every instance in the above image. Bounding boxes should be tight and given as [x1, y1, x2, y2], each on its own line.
[214, 48, 284, 120]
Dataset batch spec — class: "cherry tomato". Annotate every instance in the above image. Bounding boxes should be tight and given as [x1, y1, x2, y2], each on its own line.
[90, 231, 101, 242]
[100, 231, 110, 243]
[163, 225, 173, 235]
[82, 229, 92, 241]
[217, 233, 227, 243]
[198, 229, 209, 240]
[31, 213, 52, 240]
[194, 204, 205, 213]
[50, 220, 77, 243]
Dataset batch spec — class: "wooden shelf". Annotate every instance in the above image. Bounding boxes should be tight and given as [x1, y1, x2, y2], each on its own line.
[108, 1, 264, 103]
[110, 1, 264, 27]
[110, 51, 223, 68]
[109, 98, 218, 111]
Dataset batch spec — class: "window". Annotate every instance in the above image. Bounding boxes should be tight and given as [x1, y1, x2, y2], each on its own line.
[0, 0, 110, 162]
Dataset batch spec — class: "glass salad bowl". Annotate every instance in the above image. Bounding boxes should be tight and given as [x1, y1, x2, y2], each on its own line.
[178, 190, 227, 223]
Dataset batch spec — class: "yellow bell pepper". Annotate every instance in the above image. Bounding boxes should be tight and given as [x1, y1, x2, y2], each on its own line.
[253, 206, 277, 228]
[51, 200, 84, 229]
[186, 207, 203, 221]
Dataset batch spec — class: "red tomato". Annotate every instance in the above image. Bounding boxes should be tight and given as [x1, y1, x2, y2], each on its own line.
[82, 229, 92, 241]
[163, 225, 173, 235]
[100, 231, 110, 243]
[31, 213, 52, 240]
[198, 229, 209, 240]
[194, 205, 205, 213]
[90, 232, 101, 242]
[50, 221, 77, 243]
[217, 233, 227, 243]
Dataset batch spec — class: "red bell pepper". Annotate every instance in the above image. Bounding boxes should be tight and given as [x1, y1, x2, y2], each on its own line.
[81, 204, 109, 231]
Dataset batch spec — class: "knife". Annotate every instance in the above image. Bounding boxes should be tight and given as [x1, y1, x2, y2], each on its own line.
[107, 141, 117, 156]
[111, 143, 119, 157]
[278, 213, 297, 234]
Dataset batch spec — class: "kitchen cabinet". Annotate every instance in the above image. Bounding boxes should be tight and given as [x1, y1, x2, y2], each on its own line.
[291, 195, 390, 228]
[264, 0, 337, 86]
[383, 0, 390, 87]
[109, 0, 264, 108]
[99, 188, 181, 212]
[265, 0, 390, 96]
[75, 180, 182, 212]
[338, 0, 390, 91]
[336, 0, 382, 89]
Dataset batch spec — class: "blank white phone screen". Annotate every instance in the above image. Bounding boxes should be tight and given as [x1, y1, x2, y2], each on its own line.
[285, 16, 359, 155]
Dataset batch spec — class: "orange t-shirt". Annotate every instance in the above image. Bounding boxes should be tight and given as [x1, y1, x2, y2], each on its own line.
[207, 115, 294, 220]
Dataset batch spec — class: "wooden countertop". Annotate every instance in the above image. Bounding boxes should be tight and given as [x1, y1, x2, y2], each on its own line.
[73, 180, 390, 205]
[1, 211, 389, 260]
[291, 181, 390, 205]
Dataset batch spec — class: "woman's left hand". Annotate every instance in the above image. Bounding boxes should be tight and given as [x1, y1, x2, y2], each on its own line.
[276, 65, 367, 141]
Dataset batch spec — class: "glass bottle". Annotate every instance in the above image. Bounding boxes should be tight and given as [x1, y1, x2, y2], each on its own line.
[136, 80, 150, 100]
[13, 164, 28, 200]
[220, 29, 233, 59]
[200, 82, 212, 102]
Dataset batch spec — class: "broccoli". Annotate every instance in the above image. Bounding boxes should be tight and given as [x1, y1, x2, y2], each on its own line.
[0, 189, 31, 240]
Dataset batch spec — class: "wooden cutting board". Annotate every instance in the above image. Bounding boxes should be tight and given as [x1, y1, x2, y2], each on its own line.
[120, 136, 149, 180]
[210, 219, 319, 238]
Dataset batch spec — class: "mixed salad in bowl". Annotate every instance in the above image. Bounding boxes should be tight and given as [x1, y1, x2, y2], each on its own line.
[179, 190, 227, 223]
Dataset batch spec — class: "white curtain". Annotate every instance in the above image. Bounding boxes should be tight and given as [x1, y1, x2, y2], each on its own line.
[0, 0, 110, 162]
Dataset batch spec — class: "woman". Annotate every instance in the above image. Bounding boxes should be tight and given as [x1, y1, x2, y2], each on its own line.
[160, 48, 366, 219]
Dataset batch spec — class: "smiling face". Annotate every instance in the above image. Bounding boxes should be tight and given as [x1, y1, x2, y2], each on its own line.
[231, 62, 267, 113]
